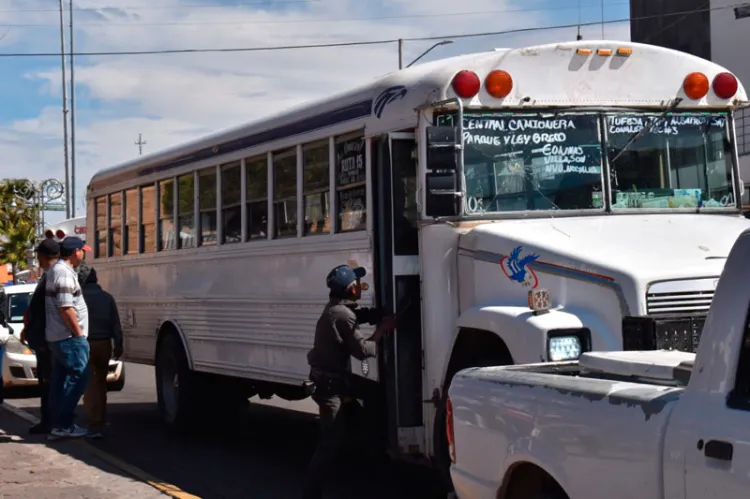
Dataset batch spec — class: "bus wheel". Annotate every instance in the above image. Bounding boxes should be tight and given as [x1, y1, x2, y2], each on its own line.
[155, 334, 196, 430]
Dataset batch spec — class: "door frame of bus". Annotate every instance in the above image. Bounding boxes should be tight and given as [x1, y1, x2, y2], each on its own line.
[372, 131, 425, 455]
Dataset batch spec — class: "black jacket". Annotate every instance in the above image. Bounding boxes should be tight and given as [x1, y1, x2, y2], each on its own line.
[306, 298, 383, 375]
[26, 275, 47, 351]
[81, 282, 123, 348]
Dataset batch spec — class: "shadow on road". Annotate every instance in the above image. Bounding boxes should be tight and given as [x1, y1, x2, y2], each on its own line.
[5, 397, 445, 499]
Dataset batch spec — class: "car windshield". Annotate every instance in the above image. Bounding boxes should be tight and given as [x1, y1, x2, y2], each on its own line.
[460, 113, 605, 214]
[8, 292, 33, 322]
[607, 113, 734, 209]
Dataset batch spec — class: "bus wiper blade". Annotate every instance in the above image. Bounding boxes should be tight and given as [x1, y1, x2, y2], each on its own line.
[610, 98, 683, 165]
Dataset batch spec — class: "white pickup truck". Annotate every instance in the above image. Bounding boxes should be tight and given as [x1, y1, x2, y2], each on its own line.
[446, 227, 750, 499]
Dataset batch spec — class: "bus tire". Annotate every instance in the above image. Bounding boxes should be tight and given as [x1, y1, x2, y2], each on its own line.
[155, 334, 198, 431]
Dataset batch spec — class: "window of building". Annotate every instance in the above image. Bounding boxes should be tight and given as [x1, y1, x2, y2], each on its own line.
[199, 167, 218, 246]
[159, 179, 175, 251]
[335, 132, 366, 232]
[95, 196, 108, 258]
[246, 156, 268, 240]
[273, 148, 297, 238]
[303, 140, 330, 235]
[221, 161, 242, 244]
[124, 189, 138, 254]
[178, 174, 196, 249]
[141, 184, 156, 254]
[109, 192, 123, 256]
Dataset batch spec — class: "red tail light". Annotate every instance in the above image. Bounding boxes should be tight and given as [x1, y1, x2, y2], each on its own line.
[452, 70, 480, 99]
[446, 396, 456, 463]
[55, 230, 66, 239]
[713, 72, 738, 99]
[44, 230, 54, 239]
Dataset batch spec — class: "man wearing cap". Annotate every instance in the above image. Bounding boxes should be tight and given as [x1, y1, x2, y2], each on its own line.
[45, 236, 90, 440]
[19, 238, 62, 434]
[302, 264, 397, 499]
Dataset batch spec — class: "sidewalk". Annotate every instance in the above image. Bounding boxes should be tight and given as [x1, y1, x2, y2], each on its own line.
[0, 403, 168, 499]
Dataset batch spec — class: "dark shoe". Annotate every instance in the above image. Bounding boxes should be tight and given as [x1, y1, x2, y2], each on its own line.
[29, 423, 49, 435]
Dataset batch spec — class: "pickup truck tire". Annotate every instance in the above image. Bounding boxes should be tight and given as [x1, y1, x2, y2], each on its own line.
[433, 342, 513, 494]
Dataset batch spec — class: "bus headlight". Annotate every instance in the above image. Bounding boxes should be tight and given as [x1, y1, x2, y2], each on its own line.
[547, 329, 591, 362]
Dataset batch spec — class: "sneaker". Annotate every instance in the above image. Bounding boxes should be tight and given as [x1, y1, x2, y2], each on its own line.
[29, 423, 49, 435]
[47, 425, 88, 441]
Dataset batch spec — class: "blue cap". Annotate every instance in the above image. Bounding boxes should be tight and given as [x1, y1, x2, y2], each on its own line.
[60, 236, 91, 253]
[326, 265, 366, 294]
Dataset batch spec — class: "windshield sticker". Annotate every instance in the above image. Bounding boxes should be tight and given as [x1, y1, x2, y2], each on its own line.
[500, 246, 540, 288]
[607, 115, 727, 136]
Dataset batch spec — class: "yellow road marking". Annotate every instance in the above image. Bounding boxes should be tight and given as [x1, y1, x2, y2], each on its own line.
[1, 402, 201, 499]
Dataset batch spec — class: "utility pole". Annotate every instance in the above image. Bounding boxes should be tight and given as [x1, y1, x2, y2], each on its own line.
[58, 0, 70, 218]
[69, 0, 76, 217]
[135, 133, 147, 156]
[398, 38, 403, 69]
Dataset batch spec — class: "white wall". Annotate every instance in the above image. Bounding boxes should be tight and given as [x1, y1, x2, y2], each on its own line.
[710, 0, 750, 193]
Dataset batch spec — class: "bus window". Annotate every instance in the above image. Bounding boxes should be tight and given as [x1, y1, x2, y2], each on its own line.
[124, 188, 138, 254]
[141, 184, 157, 254]
[198, 167, 218, 246]
[303, 139, 330, 235]
[245, 156, 268, 240]
[178, 174, 196, 249]
[392, 139, 418, 255]
[335, 132, 366, 232]
[109, 192, 123, 257]
[159, 179, 175, 251]
[95, 196, 108, 258]
[273, 148, 298, 238]
[221, 161, 242, 244]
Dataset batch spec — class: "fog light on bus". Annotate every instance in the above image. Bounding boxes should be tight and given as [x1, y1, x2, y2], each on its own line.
[683, 72, 709, 100]
[547, 336, 582, 362]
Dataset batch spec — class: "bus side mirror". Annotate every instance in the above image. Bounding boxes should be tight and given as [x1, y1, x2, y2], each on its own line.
[425, 126, 461, 217]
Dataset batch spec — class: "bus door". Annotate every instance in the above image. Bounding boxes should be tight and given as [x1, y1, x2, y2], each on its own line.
[372, 131, 425, 455]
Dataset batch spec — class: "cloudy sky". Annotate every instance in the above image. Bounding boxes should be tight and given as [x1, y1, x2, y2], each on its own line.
[0, 0, 631, 221]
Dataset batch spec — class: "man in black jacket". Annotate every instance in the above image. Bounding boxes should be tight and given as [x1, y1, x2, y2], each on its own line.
[78, 266, 123, 438]
[303, 264, 396, 499]
[19, 238, 61, 434]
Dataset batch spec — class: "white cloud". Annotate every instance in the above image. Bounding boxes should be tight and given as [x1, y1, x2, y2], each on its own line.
[0, 0, 630, 221]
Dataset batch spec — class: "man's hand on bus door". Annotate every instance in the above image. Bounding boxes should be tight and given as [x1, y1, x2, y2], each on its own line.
[371, 315, 398, 343]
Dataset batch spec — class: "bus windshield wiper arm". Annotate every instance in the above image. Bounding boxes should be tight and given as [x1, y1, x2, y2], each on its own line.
[610, 98, 684, 165]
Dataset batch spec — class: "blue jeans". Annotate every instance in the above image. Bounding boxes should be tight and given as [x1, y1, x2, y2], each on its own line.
[49, 336, 90, 429]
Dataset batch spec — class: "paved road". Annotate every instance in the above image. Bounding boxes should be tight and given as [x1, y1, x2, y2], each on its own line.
[7, 363, 445, 499]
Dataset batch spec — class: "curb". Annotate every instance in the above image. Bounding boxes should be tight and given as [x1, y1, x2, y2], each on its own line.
[0, 401, 201, 499]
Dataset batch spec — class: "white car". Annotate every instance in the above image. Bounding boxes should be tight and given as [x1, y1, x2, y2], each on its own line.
[1, 283, 125, 391]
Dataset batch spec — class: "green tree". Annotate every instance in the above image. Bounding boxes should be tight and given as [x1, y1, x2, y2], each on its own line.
[0, 180, 38, 284]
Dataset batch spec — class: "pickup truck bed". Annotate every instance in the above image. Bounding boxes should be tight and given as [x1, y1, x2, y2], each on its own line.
[449, 351, 692, 499]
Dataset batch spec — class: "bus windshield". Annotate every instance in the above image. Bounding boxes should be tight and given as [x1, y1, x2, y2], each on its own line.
[607, 113, 734, 209]
[458, 111, 736, 215]
[462, 113, 604, 214]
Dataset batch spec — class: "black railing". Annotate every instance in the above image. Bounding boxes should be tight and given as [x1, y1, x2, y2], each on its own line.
[738, 108, 750, 157]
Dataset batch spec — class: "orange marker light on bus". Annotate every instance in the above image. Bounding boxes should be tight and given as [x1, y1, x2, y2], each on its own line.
[616, 47, 633, 56]
[683, 72, 710, 100]
[576, 48, 592, 55]
[597, 48, 613, 56]
[485, 70, 513, 98]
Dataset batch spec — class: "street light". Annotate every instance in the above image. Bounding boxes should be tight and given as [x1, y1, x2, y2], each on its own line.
[9, 178, 66, 241]
[398, 39, 454, 69]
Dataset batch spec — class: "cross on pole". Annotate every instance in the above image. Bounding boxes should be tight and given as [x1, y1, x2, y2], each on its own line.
[135, 133, 147, 156]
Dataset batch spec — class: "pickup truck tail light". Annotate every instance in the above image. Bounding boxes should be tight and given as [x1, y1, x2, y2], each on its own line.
[446, 396, 456, 463]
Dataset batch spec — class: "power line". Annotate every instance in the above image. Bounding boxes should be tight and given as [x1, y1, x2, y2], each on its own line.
[0, 0, 322, 13]
[0, 2, 632, 28]
[0, 3, 744, 58]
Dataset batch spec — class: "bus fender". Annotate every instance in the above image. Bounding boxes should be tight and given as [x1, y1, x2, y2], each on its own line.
[155, 318, 195, 371]
[453, 305, 586, 366]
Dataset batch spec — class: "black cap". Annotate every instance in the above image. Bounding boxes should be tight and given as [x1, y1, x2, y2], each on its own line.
[326, 264, 366, 295]
[35, 238, 60, 256]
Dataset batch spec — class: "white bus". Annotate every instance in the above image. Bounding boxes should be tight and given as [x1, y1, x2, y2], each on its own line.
[44, 216, 87, 242]
[87, 40, 749, 481]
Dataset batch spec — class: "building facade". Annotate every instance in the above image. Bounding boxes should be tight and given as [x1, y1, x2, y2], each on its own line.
[630, 0, 750, 205]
